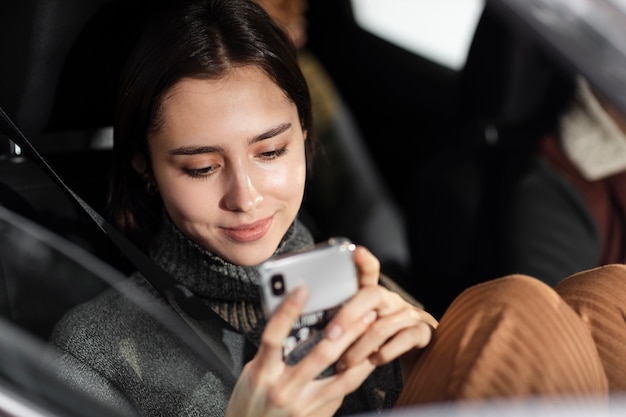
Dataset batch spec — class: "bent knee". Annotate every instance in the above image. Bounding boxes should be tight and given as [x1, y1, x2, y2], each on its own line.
[440, 274, 564, 324]
[461, 274, 557, 304]
[555, 264, 626, 327]
[556, 264, 626, 295]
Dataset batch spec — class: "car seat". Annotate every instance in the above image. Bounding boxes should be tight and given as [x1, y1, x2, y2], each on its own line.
[0, 0, 142, 337]
[406, 2, 575, 318]
[0, 0, 414, 332]
[0, 0, 142, 267]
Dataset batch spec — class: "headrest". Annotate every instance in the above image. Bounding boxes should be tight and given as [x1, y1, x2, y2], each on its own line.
[0, 0, 145, 138]
[458, 3, 575, 138]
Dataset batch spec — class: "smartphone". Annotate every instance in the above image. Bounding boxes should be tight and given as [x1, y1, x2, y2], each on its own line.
[257, 237, 358, 375]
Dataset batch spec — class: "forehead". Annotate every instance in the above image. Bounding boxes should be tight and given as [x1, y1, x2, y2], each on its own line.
[152, 67, 297, 144]
[164, 66, 284, 103]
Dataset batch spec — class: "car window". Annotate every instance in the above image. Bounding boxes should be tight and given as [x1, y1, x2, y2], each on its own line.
[350, 0, 485, 70]
[0, 205, 235, 416]
[0, 205, 129, 416]
[492, 0, 626, 114]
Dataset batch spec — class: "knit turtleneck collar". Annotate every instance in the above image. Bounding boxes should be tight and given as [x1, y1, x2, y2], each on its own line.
[148, 213, 314, 339]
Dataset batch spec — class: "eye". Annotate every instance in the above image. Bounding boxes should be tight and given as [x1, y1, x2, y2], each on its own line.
[184, 164, 219, 178]
[259, 146, 288, 160]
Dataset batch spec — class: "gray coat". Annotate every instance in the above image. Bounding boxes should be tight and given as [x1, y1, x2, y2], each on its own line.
[48, 218, 402, 416]
[49, 276, 249, 417]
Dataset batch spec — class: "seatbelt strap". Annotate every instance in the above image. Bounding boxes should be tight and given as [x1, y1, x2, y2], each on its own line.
[0, 106, 244, 386]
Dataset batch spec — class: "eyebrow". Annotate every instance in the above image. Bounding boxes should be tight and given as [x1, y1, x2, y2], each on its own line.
[169, 145, 222, 156]
[251, 122, 291, 143]
[168, 122, 292, 156]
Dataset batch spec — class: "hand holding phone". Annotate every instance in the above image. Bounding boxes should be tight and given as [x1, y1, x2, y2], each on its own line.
[257, 237, 358, 376]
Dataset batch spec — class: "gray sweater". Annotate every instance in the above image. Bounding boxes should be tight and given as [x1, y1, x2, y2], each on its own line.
[48, 218, 402, 416]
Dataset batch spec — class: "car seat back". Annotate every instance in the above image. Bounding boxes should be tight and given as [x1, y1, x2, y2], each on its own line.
[407, 2, 575, 317]
[0, 0, 147, 335]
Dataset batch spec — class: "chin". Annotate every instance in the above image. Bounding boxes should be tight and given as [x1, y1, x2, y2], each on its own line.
[213, 231, 286, 266]
[222, 246, 277, 267]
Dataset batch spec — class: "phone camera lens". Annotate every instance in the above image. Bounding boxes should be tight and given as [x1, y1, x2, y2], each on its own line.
[271, 274, 285, 296]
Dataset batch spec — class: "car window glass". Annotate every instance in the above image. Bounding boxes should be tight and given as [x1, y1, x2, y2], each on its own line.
[350, 0, 485, 70]
[0, 205, 235, 416]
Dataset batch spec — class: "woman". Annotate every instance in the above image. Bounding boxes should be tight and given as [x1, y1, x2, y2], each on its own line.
[49, 0, 623, 416]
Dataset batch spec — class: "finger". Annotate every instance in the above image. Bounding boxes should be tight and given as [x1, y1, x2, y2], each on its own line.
[258, 286, 309, 363]
[361, 286, 437, 328]
[323, 285, 383, 342]
[298, 360, 377, 417]
[286, 306, 377, 384]
[328, 359, 377, 395]
[323, 284, 408, 344]
[369, 321, 432, 366]
[353, 246, 380, 287]
[323, 266, 408, 344]
[348, 281, 439, 331]
[418, 309, 439, 329]
[338, 306, 431, 368]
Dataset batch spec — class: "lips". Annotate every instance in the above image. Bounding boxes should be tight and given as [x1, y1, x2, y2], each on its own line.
[221, 217, 273, 243]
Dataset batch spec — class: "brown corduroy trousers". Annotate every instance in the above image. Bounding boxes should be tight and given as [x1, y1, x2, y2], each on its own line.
[395, 264, 626, 406]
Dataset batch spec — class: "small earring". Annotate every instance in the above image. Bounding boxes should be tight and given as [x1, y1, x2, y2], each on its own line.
[146, 182, 158, 196]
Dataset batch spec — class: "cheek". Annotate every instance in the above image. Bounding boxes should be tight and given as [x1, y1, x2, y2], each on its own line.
[266, 156, 306, 202]
[154, 169, 213, 221]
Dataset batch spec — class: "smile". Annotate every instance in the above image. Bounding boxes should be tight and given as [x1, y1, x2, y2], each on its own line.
[221, 217, 273, 243]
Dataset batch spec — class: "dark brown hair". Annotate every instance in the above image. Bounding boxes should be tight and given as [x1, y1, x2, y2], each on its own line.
[107, 0, 313, 249]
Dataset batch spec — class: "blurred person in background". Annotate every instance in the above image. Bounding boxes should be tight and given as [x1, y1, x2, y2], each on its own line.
[501, 75, 626, 284]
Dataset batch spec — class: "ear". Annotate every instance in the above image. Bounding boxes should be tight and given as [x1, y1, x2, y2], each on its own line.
[131, 151, 156, 185]
[131, 152, 147, 174]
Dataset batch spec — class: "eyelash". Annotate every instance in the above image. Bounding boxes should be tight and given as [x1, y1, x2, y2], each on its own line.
[184, 166, 217, 178]
[183, 146, 289, 178]
[259, 146, 288, 160]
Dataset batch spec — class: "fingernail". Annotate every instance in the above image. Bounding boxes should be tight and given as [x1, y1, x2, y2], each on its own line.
[325, 324, 343, 340]
[363, 310, 377, 324]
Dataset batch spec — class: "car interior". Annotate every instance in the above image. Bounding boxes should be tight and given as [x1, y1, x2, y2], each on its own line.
[0, 0, 625, 415]
[307, 0, 576, 316]
[0, 1, 420, 412]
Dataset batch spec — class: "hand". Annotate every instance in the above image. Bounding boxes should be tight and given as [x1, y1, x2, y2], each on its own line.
[226, 285, 377, 417]
[324, 246, 436, 379]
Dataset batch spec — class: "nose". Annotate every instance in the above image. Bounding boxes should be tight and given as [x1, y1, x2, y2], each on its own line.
[223, 168, 263, 212]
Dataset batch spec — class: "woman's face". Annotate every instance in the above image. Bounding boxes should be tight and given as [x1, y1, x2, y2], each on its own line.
[142, 66, 307, 266]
